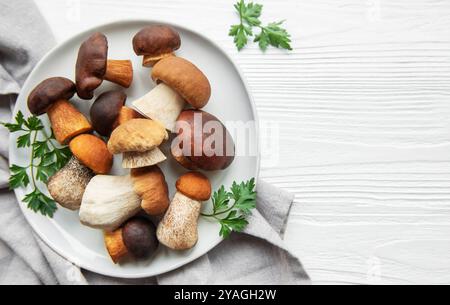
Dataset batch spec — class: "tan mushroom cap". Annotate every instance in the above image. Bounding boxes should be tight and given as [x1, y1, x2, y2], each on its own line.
[151, 57, 211, 109]
[108, 118, 168, 154]
[175, 171, 212, 201]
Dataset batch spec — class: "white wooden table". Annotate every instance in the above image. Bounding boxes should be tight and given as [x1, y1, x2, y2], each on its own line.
[34, 0, 450, 285]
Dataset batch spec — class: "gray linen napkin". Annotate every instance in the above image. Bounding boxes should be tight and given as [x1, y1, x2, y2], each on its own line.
[0, 0, 310, 285]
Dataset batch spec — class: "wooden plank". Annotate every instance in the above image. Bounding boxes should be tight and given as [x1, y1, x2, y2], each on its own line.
[34, 0, 450, 284]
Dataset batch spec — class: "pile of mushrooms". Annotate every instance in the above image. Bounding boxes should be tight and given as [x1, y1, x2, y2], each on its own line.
[26, 24, 237, 264]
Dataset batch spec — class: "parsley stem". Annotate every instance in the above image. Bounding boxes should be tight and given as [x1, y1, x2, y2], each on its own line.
[201, 202, 237, 218]
[29, 130, 38, 189]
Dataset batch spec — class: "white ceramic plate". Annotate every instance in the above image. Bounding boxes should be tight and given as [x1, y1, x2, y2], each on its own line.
[10, 20, 259, 278]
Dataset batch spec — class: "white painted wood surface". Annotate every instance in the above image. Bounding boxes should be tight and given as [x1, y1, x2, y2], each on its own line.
[33, 0, 450, 284]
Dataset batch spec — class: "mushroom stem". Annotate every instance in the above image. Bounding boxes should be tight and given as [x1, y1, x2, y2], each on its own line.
[47, 157, 94, 210]
[122, 147, 166, 169]
[79, 175, 141, 231]
[104, 59, 133, 88]
[132, 83, 185, 132]
[142, 52, 174, 67]
[104, 228, 128, 264]
[47, 100, 92, 144]
[112, 106, 143, 130]
[156, 191, 201, 250]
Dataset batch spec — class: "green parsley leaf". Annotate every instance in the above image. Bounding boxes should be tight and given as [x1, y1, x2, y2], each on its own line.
[8, 165, 29, 189]
[219, 211, 249, 238]
[17, 132, 32, 148]
[23, 189, 57, 217]
[230, 0, 292, 51]
[212, 185, 231, 213]
[201, 178, 257, 238]
[0, 111, 71, 218]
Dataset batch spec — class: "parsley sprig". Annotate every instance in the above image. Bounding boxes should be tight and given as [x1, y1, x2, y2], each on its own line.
[1, 111, 71, 217]
[229, 0, 292, 51]
[201, 178, 256, 238]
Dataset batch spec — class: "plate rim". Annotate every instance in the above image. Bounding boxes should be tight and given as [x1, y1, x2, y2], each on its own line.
[10, 18, 261, 279]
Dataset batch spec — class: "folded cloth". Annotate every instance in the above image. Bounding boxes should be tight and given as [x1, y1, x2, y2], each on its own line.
[0, 0, 310, 285]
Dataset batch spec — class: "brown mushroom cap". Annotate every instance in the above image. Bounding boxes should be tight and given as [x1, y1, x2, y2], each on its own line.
[132, 25, 180, 57]
[122, 217, 158, 259]
[152, 57, 211, 109]
[108, 118, 168, 154]
[90, 90, 127, 136]
[176, 171, 211, 201]
[69, 134, 113, 174]
[172, 110, 235, 171]
[75, 32, 108, 99]
[27, 77, 76, 115]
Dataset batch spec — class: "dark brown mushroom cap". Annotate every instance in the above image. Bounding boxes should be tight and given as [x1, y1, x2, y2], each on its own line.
[132, 25, 180, 57]
[27, 77, 76, 115]
[90, 90, 127, 136]
[173, 110, 235, 171]
[75, 32, 108, 99]
[122, 217, 158, 259]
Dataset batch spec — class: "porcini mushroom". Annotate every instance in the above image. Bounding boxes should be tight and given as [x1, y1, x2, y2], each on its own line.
[27, 77, 92, 144]
[90, 90, 144, 136]
[157, 172, 211, 250]
[69, 134, 113, 174]
[130, 166, 169, 215]
[171, 110, 235, 171]
[79, 175, 141, 231]
[132, 25, 181, 67]
[76, 32, 133, 99]
[108, 118, 168, 169]
[47, 157, 94, 210]
[104, 217, 158, 263]
[132, 56, 211, 132]
[47, 134, 112, 209]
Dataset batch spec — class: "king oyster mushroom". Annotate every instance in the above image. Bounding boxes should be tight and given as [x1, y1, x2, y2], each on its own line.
[132, 56, 211, 132]
[47, 134, 113, 210]
[107, 118, 168, 169]
[157, 172, 211, 250]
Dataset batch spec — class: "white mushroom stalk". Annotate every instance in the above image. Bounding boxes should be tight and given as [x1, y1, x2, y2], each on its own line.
[156, 191, 201, 250]
[132, 83, 185, 132]
[122, 147, 166, 169]
[156, 171, 211, 250]
[47, 157, 94, 210]
[79, 175, 141, 231]
[132, 56, 211, 133]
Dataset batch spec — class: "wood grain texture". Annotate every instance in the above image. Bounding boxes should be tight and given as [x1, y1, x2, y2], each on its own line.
[34, 0, 450, 284]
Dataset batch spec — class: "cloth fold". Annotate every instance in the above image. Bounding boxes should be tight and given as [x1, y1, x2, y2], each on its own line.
[0, 0, 310, 285]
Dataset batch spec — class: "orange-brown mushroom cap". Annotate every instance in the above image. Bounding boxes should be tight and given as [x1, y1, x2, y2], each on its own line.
[69, 134, 113, 174]
[176, 171, 211, 201]
[152, 57, 211, 109]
